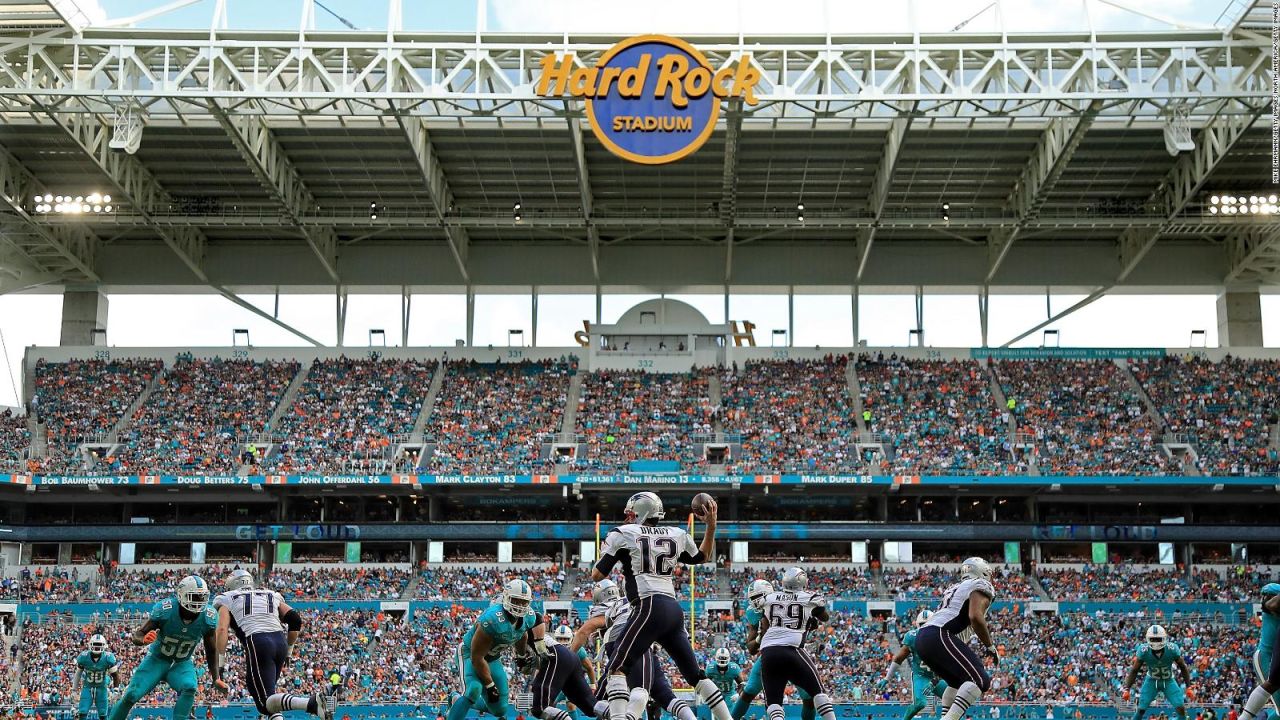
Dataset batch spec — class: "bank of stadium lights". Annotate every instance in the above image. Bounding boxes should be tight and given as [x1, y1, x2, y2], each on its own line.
[1207, 193, 1280, 215]
[796, 201, 804, 223]
[941, 202, 950, 222]
[513, 201, 522, 222]
[32, 193, 113, 214]
[369, 202, 378, 220]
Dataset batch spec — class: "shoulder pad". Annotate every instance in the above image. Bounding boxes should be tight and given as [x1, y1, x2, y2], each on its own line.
[150, 600, 171, 620]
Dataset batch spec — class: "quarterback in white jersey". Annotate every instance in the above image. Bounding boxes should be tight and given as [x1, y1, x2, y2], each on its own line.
[914, 558, 999, 720]
[213, 569, 332, 720]
[592, 492, 729, 720]
[756, 568, 836, 720]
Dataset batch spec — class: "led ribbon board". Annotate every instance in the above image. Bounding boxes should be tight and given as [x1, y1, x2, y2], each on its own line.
[537, 35, 760, 164]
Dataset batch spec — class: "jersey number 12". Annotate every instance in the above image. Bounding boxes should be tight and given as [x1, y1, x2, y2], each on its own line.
[637, 537, 678, 575]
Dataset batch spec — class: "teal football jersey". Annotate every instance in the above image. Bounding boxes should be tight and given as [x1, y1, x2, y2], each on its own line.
[707, 662, 742, 693]
[147, 598, 218, 662]
[463, 605, 539, 657]
[1137, 643, 1182, 680]
[902, 630, 938, 680]
[76, 651, 119, 686]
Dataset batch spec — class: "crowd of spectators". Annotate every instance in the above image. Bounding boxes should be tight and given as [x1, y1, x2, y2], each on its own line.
[859, 356, 1018, 475]
[427, 360, 571, 474]
[0, 408, 29, 471]
[994, 360, 1173, 475]
[729, 565, 877, 598]
[262, 566, 412, 600]
[265, 358, 435, 474]
[1131, 356, 1280, 477]
[108, 358, 299, 475]
[31, 359, 162, 472]
[1036, 565, 1264, 602]
[718, 358, 858, 473]
[415, 564, 563, 600]
[15, 567, 92, 603]
[575, 369, 714, 470]
[882, 564, 1038, 600]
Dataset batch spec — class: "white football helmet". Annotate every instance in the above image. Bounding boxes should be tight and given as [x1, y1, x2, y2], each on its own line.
[176, 575, 210, 614]
[781, 567, 808, 591]
[915, 610, 933, 628]
[1145, 624, 1167, 650]
[502, 579, 534, 617]
[747, 579, 774, 610]
[88, 634, 108, 656]
[714, 647, 731, 667]
[960, 557, 994, 582]
[624, 492, 665, 524]
[553, 625, 573, 644]
[593, 579, 621, 605]
[226, 568, 254, 592]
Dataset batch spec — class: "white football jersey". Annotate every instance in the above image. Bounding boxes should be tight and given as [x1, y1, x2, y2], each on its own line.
[924, 578, 995, 636]
[597, 523, 703, 600]
[602, 598, 632, 644]
[759, 590, 826, 649]
[215, 588, 286, 637]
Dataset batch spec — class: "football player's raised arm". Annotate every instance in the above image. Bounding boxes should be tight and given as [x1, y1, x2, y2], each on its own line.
[131, 619, 160, 646]
[583, 654, 597, 684]
[696, 499, 718, 561]
[571, 615, 605, 653]
[592, 532, 620, 581]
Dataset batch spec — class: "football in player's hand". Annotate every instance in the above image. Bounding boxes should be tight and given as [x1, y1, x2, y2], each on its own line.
[691, 493, 714, 519]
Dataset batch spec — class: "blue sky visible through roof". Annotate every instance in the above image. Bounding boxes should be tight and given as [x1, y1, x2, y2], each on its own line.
[87, 0, 1231, 34]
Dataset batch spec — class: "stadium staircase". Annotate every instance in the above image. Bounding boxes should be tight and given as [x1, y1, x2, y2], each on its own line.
[870, 566, 889, 597]
[265, 362, 310, 432]
[108, 373, 161, 443]
[1028, 573, 1054, 601]
[1114, 360, 1199, 475]
[27, 414, 47, 459]
[708, 373, 724, 435]
[981, 361, 1039, 476]
[846, 363, 888, 464]
[401, 573, 422, 600]
[560, 371, 583, 439]
[560, 566, 580, 600]
[715, 566, 731, 598]
[410, 360, 447, 441]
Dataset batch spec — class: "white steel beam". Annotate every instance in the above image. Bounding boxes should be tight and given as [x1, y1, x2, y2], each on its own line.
[567, 114, 599, 282]
[0, 145, 98, 282]
[211, 109, 339, 282]
[40, 111, 209, 283]
[857, 115, 912, 281]
[1225, 226, 1280, 283]
[987, 102, 1100, 282]
[395, 114, 469, 283]
[0, 33, 1268, 120]
[1119, 103, 1265, 281]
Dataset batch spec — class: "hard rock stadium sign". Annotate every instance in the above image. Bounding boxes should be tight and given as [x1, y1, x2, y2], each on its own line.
[536, 34, 760, 164]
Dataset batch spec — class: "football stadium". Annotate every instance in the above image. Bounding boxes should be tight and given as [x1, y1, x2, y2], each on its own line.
[1, 2, 1280, 720]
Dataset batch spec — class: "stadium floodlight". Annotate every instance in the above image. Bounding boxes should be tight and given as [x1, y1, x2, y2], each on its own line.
[941, 202, 950, 222]
[369, 201, 378, 220]
[1206, 193, 1279, 217]
[36, 192, 115, 215]
[513, 201, 522, 222]
[796, 200, 804, 222]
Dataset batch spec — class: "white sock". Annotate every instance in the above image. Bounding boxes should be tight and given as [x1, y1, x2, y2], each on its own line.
[1242, 686, 1273, 720]
[541, 709, 573, 720]
[767, 704, 785, 720]
[594, 701, 611, 719]
[265, 694, 312, 714]
[940, 686, 958, 716]
[696, 679, 731, 720]
[607, 675, 630, 720]
[942, 682, 981, 720]
[627, 687, 650, 720]
[813, 693, 835, 720]
[668, 699, 696, 720]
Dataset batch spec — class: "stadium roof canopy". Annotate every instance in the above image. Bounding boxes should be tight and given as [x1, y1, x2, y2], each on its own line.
[0, 0, 1278, 296]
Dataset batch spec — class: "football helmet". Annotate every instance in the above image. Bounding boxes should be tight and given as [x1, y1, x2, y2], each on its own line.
[502, 579, 534, 617]
[714, 647, 731, 667]
[176, 575, 210, 614]
[553, 625, 574, 644]
[960, 557, 994, 582]
[88, 634, 108, 656]
[593, 579, 621, 605]
[624, 492, 665, 524]
[1145, 624, 1167, 650]
[915, 610, 933, 628]
[781, 567, 808, 591]
[747, 579, 774, 610]
[226, 568, 254, 592]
